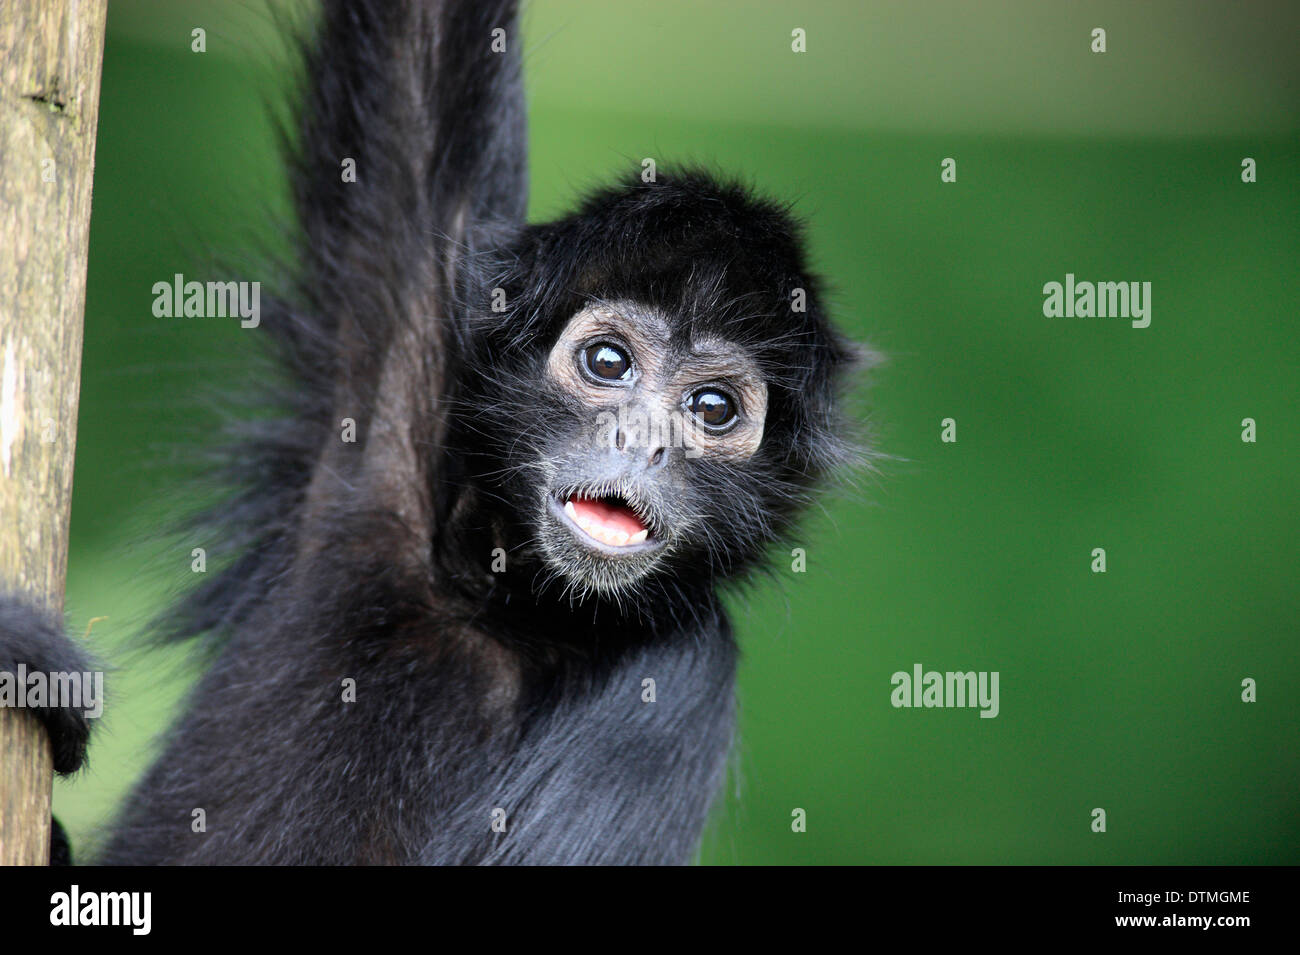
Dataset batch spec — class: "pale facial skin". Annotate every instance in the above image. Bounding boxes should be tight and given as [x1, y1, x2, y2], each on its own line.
[547, 301, 767, 461]
[536, 300, 768, 591]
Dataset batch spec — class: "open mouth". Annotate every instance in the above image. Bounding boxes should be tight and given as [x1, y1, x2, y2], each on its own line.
[554, 492, 658, 551]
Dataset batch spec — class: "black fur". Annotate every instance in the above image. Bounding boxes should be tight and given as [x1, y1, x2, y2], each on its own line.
[50, 816, 74, 866]
[0, 594, 94, 777]
[0, 0, 860, 864]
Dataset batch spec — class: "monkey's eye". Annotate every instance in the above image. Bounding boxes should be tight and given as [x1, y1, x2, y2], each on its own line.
[584, 343, 632, 381]
[688, 389, 736, 429]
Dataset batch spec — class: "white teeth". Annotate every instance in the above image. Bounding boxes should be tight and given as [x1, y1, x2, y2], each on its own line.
[579, 518, 625, 547]
[562, 499, 650, 548]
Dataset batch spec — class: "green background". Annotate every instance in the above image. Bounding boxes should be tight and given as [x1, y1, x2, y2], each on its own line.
[53, 0, 1299, 864]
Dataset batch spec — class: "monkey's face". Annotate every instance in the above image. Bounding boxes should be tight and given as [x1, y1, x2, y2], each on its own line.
[467, 172, 859, 604]
[531, 300, 769, 597]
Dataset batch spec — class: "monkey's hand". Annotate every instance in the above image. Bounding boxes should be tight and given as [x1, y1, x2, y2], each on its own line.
[0, 591, 99, 775]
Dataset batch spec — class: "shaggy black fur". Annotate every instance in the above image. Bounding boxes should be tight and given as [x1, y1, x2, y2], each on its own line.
[0, 597, 93, 778]
[0, 0, 859, 864]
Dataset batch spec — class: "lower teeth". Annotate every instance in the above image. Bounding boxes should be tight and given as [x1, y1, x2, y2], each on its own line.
[563, 499, 649, 547]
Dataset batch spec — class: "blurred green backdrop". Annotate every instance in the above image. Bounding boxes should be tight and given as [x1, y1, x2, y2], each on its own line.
[54, 0, 1299, 864]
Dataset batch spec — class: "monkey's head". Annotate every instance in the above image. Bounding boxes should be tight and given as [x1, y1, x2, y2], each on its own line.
[462, 171, 861, 603]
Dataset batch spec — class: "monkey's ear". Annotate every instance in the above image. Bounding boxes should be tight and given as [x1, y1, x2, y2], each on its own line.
[803, 329, 880, 483]
[838, 338, 884, 380]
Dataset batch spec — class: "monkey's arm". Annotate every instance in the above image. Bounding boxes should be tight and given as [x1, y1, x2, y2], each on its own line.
[170, 0, 528, 641]
[0, 597, 94, 867]
[293, 0, 526, 341]
[95, 2, 536, 865]
[0, 592, 98, 863]
[0, 592, 96, 776]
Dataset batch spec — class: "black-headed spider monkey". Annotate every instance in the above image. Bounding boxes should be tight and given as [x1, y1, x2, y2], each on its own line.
[0, 0, 861, 865]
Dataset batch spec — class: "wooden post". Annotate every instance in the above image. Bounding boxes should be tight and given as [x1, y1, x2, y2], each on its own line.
[0, 0, 108, 865]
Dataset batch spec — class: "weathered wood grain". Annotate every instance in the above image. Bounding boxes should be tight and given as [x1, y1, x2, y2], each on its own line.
[0, 0, 108, 866]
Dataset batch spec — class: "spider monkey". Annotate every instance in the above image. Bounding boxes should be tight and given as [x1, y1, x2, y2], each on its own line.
[0, 0, 860, 865]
